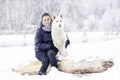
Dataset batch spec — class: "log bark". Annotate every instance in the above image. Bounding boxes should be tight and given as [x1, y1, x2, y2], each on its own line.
[12, 58, 113, 75]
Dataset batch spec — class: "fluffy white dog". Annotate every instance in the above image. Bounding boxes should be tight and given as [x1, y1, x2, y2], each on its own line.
[51, 14, 67, 59]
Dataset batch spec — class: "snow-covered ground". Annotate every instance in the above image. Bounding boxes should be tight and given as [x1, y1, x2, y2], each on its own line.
[0, 33, 120, 80]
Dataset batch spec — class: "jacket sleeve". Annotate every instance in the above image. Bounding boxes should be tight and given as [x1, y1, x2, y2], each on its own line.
[65, 35, 70, 48]
[35, 28, 51, 50]
[50, 42, 58, 53]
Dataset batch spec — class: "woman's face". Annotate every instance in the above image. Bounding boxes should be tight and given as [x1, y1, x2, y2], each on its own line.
[42, 16, 51, 26]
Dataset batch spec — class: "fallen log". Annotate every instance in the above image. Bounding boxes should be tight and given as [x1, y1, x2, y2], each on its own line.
[12, 58, 113, 75]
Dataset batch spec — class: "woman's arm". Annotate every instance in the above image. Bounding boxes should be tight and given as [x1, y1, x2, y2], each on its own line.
[35, 28, 51, 50]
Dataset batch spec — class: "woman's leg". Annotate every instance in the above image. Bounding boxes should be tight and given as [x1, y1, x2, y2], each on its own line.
[35, 51, 49, 75]
[47, 49, 58, 68]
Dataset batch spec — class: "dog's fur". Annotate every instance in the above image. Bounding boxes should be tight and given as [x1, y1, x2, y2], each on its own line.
[12, 59, 114, 75]
[51, 14, 67, 57]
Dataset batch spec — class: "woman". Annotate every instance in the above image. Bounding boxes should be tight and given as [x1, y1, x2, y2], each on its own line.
[34, 13, 70, 75]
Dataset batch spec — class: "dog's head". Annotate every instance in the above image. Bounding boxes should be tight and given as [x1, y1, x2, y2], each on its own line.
[52, 14, 64, 30]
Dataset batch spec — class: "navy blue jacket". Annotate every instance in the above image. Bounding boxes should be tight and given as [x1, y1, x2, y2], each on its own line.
[35, 22, 70, 53]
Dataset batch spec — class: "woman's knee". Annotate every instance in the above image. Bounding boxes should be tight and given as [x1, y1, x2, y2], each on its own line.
[47, 50, 55, 57]
[35, 51, 49, 63]
[35, 51, 43, 60]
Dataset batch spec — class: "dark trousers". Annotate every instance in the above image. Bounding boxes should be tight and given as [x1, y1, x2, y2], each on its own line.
[35, 49, 58, 73]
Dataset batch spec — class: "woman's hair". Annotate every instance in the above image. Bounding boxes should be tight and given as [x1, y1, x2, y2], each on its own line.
[41, 13, 52, 26]
[41, 13, 50, 19]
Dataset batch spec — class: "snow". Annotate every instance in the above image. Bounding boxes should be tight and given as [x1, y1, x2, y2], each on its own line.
[0, 33, 120, 80]
[67, 39, 120, 61]
[0, 35, 34, 47]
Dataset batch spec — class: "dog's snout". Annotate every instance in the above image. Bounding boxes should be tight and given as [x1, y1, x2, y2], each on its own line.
[59, 24, 61, 27]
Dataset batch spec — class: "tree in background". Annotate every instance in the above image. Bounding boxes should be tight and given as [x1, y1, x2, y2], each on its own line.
[0, 0, 120, 34]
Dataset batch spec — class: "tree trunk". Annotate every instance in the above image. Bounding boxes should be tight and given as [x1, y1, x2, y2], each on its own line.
[12, 58, 113, 75]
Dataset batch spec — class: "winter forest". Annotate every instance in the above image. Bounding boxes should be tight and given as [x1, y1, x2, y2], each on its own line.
[0, 0, 120, 80]
[0, 0, 120, 34]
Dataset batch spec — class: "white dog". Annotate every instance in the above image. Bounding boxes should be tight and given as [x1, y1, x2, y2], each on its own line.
[51, 14, 67, 59]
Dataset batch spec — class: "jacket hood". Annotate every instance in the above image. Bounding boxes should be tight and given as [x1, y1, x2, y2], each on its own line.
[39, 21, 44, 29]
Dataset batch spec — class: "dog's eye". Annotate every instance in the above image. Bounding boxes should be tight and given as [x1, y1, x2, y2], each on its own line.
[56, 21, 58, 22]
[60, 20, 62, 22]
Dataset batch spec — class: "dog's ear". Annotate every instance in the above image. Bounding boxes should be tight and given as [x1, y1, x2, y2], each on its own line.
[52, 15, 56, 20]
[60, 14, 63, 18]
